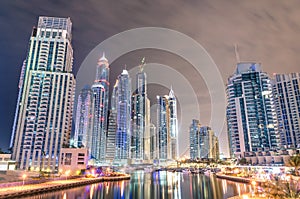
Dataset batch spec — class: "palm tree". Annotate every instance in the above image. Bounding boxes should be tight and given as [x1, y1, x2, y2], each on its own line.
[287, 154, 300, 176]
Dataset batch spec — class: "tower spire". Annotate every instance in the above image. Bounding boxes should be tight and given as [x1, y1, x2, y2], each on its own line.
[99, 52, 108, 62]
[140, 57, 146, 72]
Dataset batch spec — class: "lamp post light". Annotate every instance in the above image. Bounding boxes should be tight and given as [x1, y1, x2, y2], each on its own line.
[65, 170, 70, 180]
[22, 174, 27, 186]
[251, 180, 257, 197]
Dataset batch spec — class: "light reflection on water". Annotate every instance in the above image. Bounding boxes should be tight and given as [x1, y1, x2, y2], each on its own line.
[21, 171, 250, 199]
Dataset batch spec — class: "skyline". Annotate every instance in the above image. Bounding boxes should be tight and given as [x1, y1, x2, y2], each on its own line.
[1, 1, 300, 156]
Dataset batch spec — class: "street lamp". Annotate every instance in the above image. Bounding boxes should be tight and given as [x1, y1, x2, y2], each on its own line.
[22, 174, 27, 186]
[65, 170, 70, 180]
[251, 180, 257, 197]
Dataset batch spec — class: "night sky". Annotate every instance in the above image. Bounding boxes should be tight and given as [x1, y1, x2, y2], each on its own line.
[1, 0, 300, 156]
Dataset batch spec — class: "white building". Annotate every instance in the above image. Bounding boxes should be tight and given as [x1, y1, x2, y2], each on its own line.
[59, 148, 88, 175]
[273, 73, 300, 149]
[10, 16, 75, 171]
[226, 62, 279, 158]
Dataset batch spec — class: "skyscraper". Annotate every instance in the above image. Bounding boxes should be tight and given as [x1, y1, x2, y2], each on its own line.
[273, 73, 300, 148]
[115, 69, 131, 163]
[226, 62, 279, 158]
[156, 88, 178, 162]
[10, 16, 75, 170]
[131, 60, 151, 162]
[149, 123, 157, 161]
[189, 120, 219, 160]
[199, 126, 219, 160]
[106, 80, 118, 162]
[189, 119, 201, 160]
[89, 53, 110, 162]
[157, 95, 170, 161]
[168, 88, 179, 160]
[74, 86, 91, 148]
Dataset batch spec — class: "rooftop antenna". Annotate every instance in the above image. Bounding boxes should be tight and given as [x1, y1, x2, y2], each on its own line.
[140, 57, 146, 72]
[234, 44, 240, 63]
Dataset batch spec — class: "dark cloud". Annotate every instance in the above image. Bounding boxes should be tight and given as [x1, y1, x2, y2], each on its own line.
[0, 0, 299, 156]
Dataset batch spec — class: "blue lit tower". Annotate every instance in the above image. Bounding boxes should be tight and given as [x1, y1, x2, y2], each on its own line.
[189, 119, 201, 160]
[115, 69, 131, 163]
[10, 16, 75, 170]
[156, 88, 178, 162]
[273, 73, 300, 148]
[106, 80, 119, 162]
[89, 53, 110, 162]
[226, 62, 279, 158]
[157, 95, 170, 161]
[131, 58, 151, 162]
[74, 86, 91, 148]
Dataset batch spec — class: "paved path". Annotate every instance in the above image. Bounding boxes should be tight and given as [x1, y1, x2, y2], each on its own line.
[0, 175, 130, 198]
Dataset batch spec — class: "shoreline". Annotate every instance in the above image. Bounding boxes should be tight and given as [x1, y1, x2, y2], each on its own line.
[0, 175, 130, 199]
[216, 173, 252, 184]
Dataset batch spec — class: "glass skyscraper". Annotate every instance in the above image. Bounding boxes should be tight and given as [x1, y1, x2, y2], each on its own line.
[131, 62, 151, 162]
[89, 53, 110, 162]
[226, 62, 279, 158]
[74, 86, 91, 148]
[189, 121, 219, 160]
[106, 80, 118, 162]
[115, 70, 131, 163]
[157, 95, 170, 160]
[273, 73, 300, 148]
[168, 88, 178, 160]
[189, 119, 201, 160]
[156, 88, 178, 162]
[10, 16, 75, 170]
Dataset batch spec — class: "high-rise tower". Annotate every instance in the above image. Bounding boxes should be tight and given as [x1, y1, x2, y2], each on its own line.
[89, 53, 110, 162]
[189, 121, 219, 160]
[273, 73, 300, 148]
[168, 88, 179, 160]
[74, 86, 91, 148]
[156, 88, 178, 162]
[115, 69, 131, 163]
[189, 119, 201, 160]
[226, 62, 279, 158]
[131, 59, 151, 162]
[106, 80, 119, 162]
[10, 16, 75, 170]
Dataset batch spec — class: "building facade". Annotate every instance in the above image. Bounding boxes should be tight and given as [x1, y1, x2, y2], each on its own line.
[59, 148, 88, 175]
[149, 123, 157, 161]
[10, 16, 75, 171]
[273, 73, 300, 148]
[189, 121, 219, 160]
[226, 62, 279, 158]
[106, 80, 118, 162]
[115, 70, 131, 163]
[131, 62, 151, 162]
[74, 86, 91, 148]
[189, 119, 201, 160]
[168, 88, 179, 160]
[88, 54, 110, 162]
[156, 88, 178, 162]
[199, 126, 219, 160]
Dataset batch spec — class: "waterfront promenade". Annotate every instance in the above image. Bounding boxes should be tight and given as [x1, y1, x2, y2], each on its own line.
[0, 175, 130, 199]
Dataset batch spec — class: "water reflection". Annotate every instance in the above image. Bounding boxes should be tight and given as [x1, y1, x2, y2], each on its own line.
[21, 171, 250, 199]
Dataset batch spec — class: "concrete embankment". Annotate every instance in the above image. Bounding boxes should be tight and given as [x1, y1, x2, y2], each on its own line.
[216, 174, 251, 183]
[0, 175, 130, 199]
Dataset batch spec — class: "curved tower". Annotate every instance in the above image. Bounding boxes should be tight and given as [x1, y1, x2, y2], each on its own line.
[89, 53, 110, 162]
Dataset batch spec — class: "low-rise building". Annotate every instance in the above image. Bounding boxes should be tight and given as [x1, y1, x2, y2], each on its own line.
[242, 149, 295, 166]
[59, 148, 88, 175]
[0, 154, 16, 171]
